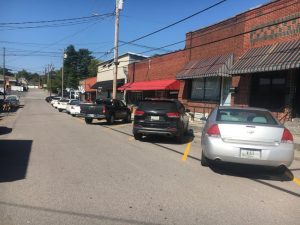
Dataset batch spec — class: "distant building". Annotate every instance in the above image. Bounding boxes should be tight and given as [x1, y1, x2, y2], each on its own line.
[92, 52, 147, 100]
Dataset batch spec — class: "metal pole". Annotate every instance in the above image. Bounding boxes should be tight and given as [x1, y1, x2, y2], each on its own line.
[112, 0, 121, 100]
[3, 47, 6, 99]
[62, 49, 64, 98]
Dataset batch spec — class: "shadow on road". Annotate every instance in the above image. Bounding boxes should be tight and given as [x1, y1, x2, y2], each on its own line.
[0, 140, 33, 183]
[0, 201, 163, 225]
[0, 127, 12, 135]
[209, 162, 294, 182]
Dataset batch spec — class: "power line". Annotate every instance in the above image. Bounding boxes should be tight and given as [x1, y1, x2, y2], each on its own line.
[136, 14, 300, 62]
[118, 0, 227, 48]
[0, 13, 114, 25]
[134, 0, 300, 55]
[96, 0, 227, 60]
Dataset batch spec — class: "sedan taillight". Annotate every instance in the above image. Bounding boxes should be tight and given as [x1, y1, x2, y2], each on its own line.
[135, 110, 145, 116]
[281, 128, 293, 143]
[166, 112, 180, 118]
[102, 106, 106, 114]
[207, 124, 221, 137]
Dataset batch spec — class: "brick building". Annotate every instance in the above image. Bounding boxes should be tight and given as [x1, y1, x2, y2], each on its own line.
[121, 50, 186, 105]
[177, 0, 300, 121]
[124, 0, 300, 121]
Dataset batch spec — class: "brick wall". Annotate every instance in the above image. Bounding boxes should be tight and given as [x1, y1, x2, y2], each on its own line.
[179, 0, 300, 118]
[127, 50, 187, 82]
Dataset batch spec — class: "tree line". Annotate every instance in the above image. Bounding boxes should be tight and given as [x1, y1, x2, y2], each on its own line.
[2, 45, 100, 93]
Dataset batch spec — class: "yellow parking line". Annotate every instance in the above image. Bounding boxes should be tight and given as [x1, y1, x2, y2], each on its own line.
[182, 142, 192, 161]
[293, 177, 300, 187]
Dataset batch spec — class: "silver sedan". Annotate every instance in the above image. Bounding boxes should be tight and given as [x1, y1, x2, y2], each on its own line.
[201, 107, 294, 169]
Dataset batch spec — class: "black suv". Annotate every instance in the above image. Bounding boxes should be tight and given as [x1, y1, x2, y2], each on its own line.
[133, 99, 189, 142]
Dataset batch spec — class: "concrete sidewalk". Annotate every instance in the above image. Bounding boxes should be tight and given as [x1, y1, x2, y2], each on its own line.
[188, 120, 300, 160]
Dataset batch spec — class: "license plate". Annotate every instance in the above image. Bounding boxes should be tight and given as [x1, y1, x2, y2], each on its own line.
[240, 148, 261, 159]
[87, 114, 95, 118]
[151, 116, 160, 121]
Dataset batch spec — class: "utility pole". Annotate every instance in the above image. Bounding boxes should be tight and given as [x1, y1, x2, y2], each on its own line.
[3, 47, 6, 99]
[61, 49, 65, 98]
[112, 0, 123, 99]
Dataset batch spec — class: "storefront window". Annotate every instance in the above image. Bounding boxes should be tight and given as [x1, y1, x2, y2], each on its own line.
[190, 77, 220, 101]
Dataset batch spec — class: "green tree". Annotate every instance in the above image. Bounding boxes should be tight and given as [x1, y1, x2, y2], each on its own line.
[77, 48, 93, 80]
[88, 58, 100, 77]
[64, 45, 78, 89]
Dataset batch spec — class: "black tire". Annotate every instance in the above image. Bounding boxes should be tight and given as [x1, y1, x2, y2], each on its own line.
[58, 109, 63, 112]
[275, 165, 286, 174]
[124, 113, 131, 123]
[176, 130, 185, 144]
[201, 150, 209, 167]
[71, 114, 75, 117]
[85, 118, 93, 124]
[107, 114, 115, 124]
[134, 133, 142, 140]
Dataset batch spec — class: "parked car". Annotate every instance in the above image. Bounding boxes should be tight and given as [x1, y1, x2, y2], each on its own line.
[69, 103, 81, 117]
[66, 99, 81, 114]
[50, 97, 61, 107]
[133, 99, 189, 142]
[45, 96, 56, 102]
[80, 99, 131, 124]
[57, 99, 73, 112]
[200, 106, 294, 170]
[5, 95, 20, 109]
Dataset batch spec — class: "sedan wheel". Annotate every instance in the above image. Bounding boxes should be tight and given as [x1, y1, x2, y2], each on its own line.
[201, 151, 209, 167]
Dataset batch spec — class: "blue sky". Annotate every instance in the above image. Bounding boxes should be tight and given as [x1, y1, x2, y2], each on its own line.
[1, 0, 270, 75]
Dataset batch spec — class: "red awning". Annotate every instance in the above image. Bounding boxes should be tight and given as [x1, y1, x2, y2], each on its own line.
[118, 79, 180, 91]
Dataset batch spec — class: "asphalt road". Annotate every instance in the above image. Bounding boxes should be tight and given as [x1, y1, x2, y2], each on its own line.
[0, 89, 299, 225]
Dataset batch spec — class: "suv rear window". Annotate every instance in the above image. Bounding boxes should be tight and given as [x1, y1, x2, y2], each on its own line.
[216, 109, 278, 125]
[138, 101, 177, 111]
[96, 99, 112, 106]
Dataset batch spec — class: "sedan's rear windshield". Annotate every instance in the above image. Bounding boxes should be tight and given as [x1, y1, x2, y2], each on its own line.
[216, 109, 278, 125]
[70, 100, 80, 105]
[138, 101, 177, 111]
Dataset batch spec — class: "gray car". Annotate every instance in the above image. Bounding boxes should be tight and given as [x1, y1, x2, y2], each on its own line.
[201, 106, 294, 169]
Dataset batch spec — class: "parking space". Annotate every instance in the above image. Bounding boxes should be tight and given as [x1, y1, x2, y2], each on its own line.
[70, 115, 300, 196]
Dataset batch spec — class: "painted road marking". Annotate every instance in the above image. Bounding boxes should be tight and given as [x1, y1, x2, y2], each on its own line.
[128, 137, 134, 141]
[182, 142, 192, 161]
[293, 177, 300, 187]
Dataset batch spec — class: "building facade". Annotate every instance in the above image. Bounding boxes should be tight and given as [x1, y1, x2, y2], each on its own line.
[122, 50, 186, 105]
[93, 52, 147, 100]
[177, 0, 299, 121]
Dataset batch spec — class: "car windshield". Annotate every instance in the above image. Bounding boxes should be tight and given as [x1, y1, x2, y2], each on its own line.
[138, 101, 177, 111]
[60, 99, 69, 102]
[70, 100, 80, 105]
[6, 96, 17, 100]
[216, 108, 278, 125]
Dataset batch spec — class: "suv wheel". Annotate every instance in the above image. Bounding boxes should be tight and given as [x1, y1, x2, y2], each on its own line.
[85, 118, 93, 124]
[201, 151, 209, 167]
[58, 109, 63, 112]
